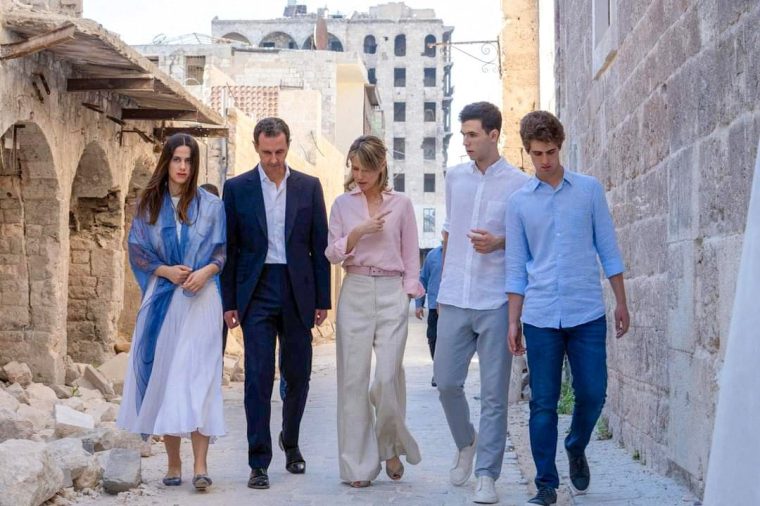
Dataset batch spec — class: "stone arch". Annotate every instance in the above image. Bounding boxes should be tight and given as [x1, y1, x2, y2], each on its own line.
[363, 34, 377, 54]
[0, 121, 65, 382]
[66, 141, 122, 365]
[118, 155, 153, 342]
[259, 31, 298, 49]
[220, 32, 252, 45]
[302, 33, 344, 51]
[424, 34, 437, 57]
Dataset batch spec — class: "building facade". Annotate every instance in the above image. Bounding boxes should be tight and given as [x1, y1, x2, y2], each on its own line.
[211, 2, 454, 249]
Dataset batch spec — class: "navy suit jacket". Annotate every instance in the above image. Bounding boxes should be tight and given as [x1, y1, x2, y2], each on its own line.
[220, 165, 331, 328]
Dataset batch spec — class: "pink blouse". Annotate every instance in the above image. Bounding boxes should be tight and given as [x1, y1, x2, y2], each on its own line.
[326, 187, 425, 297]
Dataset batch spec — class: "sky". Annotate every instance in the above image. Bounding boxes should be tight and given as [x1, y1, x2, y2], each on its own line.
[83, 0, 503, 164]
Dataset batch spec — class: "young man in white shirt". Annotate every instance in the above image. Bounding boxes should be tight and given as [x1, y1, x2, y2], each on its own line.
[435, 102, 529, 504]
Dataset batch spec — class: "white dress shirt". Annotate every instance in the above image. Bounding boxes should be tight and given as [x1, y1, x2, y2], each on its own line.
[437, 158, 529, 310]
[260, 164, 290, 264]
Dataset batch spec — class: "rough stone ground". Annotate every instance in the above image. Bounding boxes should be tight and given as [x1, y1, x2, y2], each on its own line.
[69, 312, 701, 505]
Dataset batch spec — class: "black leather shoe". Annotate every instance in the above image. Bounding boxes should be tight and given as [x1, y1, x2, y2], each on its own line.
[566, 449, 590, 493]
[279, 431, 306, 474]
[248, 468, 269, 489]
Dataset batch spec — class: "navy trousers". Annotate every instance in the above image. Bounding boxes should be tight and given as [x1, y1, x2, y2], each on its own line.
[241, 265, 312, 470]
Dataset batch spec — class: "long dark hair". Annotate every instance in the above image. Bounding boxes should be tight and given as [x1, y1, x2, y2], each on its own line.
[137, 134, 200, 225]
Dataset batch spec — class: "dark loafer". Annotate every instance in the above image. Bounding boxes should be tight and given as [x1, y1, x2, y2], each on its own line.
[162, 476, 182, 486]
[248, 468, 269, 489]
[279, 431, 306, 474]
[192, 474, 212, 491]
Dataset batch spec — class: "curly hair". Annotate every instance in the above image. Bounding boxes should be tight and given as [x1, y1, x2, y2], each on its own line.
[519, 111, 566, 151]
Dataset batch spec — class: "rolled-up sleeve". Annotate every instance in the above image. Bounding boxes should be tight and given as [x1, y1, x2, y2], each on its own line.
[400, 198, 425, 297]
[591, 180, 625, 278]
[505, 195, 529, 295]
[325, 198, 355, 264]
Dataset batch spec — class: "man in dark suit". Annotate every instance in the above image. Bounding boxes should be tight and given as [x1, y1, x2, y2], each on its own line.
[221, 117, 331, 490]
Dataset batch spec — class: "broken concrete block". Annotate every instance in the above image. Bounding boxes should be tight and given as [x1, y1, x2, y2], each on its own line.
[0, 388, 20, 412]
[102, 448, 141, 494]
[82, 365, 115, 398]
[97, 353, 128, 396]
[0, 439, 64, 506]
[51, 384, 73, 399]
[26, 383, 59, 411]
[82, 427, 151, 456]
[63, 355, 81, 386]
[17, 404, 54, 431]
[47, 438, 97, 490]
[85, 400, 119, 424]
[54, 404, 95, 438]
[1, 361, 33, 386]
[5, 382, 29, 405]
[0, 408, 34, 442]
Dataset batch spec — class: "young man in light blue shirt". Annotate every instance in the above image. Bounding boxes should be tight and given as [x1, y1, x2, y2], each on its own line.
[505, 111, 630, 506]
[415, 243, 443, 387]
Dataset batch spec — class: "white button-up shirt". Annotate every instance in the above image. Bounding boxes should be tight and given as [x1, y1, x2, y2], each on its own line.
[437, 158, 529, 310]
[260, 164, 289, 264]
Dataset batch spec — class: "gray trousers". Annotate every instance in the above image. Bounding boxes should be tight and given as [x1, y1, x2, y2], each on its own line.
[433, 303, 511, 480]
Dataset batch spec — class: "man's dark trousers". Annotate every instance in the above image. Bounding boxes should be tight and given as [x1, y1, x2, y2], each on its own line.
[242, 264, 312, 470]
[427, 308, 438, 358]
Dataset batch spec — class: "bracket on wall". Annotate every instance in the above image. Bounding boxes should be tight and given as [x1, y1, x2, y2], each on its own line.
[429, 38, 502, 77]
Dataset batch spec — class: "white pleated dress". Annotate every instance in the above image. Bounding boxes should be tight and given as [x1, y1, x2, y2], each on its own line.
[117, 197, 225, 439]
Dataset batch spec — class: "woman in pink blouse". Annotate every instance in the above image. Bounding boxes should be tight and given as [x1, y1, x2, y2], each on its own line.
[326, 135, 424, 488]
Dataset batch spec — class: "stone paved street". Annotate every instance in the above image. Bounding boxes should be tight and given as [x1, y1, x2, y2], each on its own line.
[71, 311, 701, 505]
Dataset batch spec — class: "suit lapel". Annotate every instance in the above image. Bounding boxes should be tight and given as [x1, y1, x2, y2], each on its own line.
[249, 166, 268, 239]
[284, 169, 300, 244]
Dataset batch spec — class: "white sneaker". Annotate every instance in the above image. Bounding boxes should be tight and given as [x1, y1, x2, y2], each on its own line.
[473, 476, 498, 504]
[450, 431, 478, 486]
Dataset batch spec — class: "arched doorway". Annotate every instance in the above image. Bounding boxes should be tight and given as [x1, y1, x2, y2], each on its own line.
[220, 32, 252, 46]
[118, 155, 153, 343]
[0, 122, 65, 382]
[259, 31, 298, 49]
[66, 142, 122, 365]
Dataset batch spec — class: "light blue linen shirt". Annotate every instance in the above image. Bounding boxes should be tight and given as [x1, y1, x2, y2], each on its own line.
[505, 169, 624, 329]
[416, 245, 443, 310]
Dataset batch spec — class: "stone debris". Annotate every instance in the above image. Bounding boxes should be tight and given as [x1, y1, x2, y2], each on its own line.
[63, 356, 82, 387]
[0, 388, 20, 412]
[0, 439, 64, 506]
[46, 438, 101, 490]
[0, 407, 34, 441]
[5, 382, 30, 404]
[1, 361, 33, 386]
[25, 383, 59, 411]
[17, 404, 54, 432]
[51, 384, 74, 399]
[85, 400, 119, 423]
[54, 404, 95, 438]
[102, 448, 141, 494]
[96, 352, 129, 396]
[82, 365, 115, 398]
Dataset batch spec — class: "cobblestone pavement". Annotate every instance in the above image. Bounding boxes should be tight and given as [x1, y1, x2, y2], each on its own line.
[71, 312, 703, 506]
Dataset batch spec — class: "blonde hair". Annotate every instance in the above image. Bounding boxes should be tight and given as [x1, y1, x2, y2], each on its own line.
[343, 135, 390, 192]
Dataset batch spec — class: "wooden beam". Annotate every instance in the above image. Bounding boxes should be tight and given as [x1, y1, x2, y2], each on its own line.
[121, 109, 198, 121]
[0, 22, 76, 61]
[67, 78, 157, 92]
[154, 127, 229, 140]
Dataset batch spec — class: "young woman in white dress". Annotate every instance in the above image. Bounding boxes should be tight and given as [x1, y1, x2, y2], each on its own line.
[117, 134, 226, 491]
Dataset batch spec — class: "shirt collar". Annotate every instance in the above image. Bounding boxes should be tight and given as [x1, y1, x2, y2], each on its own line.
[529, 167, 574, 191]
[349, 186, 394, 196]
[259, 164, 290, 185]
[469, 157, 507, 176]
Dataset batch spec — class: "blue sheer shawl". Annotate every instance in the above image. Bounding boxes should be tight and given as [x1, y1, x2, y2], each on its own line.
[127, 187, 226, 413]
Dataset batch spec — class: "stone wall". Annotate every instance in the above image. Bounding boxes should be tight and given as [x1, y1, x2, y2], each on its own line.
[554, 0, 760, 494]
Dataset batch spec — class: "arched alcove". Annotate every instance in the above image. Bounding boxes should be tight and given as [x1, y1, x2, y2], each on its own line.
[66, 142, 122, 365]
[0, 121, 65, 382]
[118, 155, 154, 342]
[220, 32, 252, 46]
[259, 31, 298, 49]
